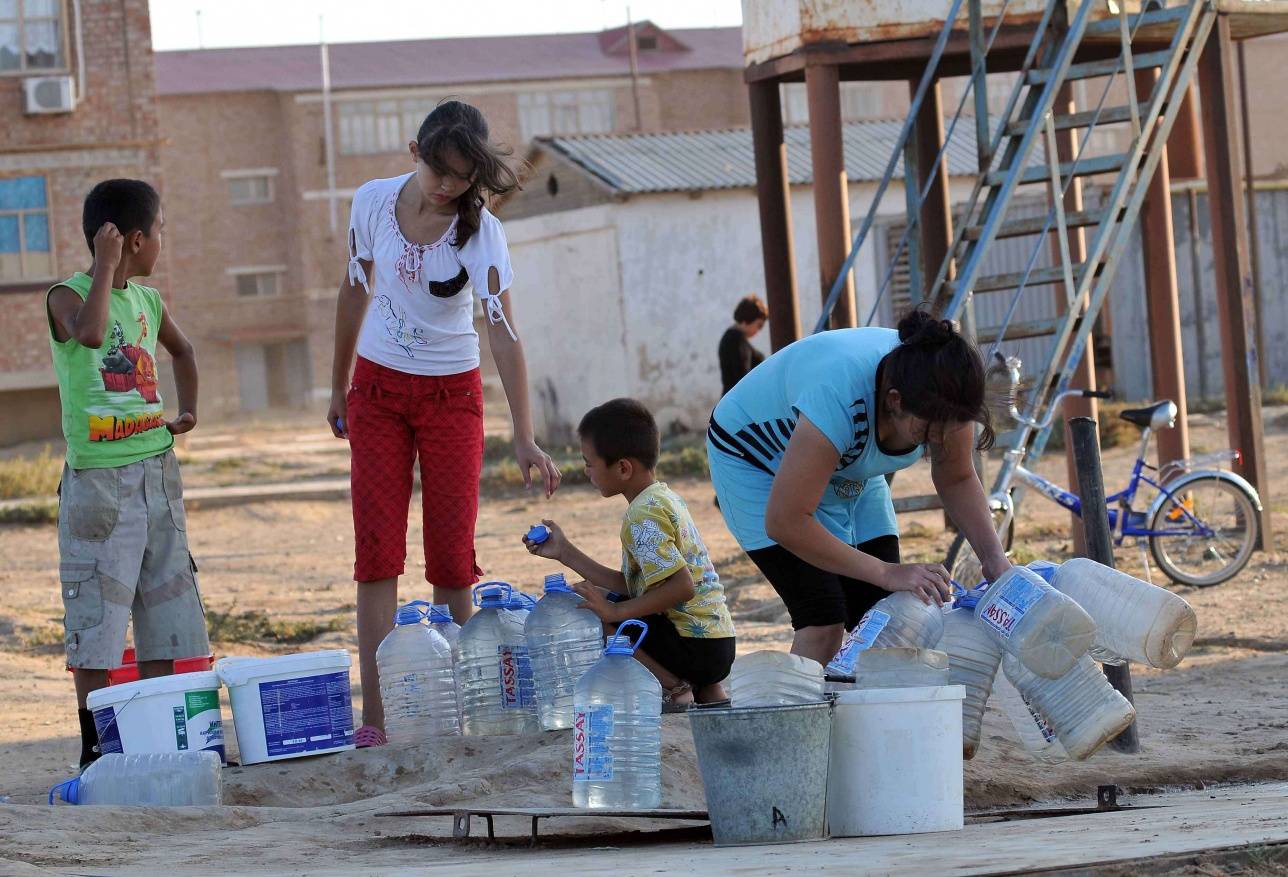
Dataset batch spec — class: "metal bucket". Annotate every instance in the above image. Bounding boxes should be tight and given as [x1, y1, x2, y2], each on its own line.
[688, 700, 833, 846]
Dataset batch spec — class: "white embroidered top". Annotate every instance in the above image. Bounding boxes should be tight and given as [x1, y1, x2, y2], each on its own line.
[347, 173, 515, 376]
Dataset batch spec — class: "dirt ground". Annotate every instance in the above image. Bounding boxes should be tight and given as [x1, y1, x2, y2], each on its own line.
[0, 404, 1286, 874]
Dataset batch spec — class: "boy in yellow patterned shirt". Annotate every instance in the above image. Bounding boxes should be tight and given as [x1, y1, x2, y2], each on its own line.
[524, 398, 735, 707]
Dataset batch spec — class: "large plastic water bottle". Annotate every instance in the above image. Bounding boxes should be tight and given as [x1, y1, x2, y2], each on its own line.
[827, 591, 945, 678]
[941, 588, 1004, 760]
[572, 620, 663, 809]
[459, 583, 541, 736]
[376, 601, 459, 741]
[506, 590, 539, 622]
[992, 674, 1068, 764]
[49, 751, 222, 806]
[526, 573, 605, 731]
[1049, 558, 1198, 669]
[973, 566, 1096, 679]
[427, 604, 462, 663]
[1003, 653, 1136, 761]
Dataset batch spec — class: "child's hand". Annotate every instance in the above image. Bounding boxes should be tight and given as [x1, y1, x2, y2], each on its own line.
[523, 518, 567, 561]
[570, 580, 621, 625]
[166, 411, 197, 435]
[93, 223, 124, 269]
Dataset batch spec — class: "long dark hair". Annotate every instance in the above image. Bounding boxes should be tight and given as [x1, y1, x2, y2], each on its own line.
[880, 308, 996, 450]
[415, 100, 519, 248]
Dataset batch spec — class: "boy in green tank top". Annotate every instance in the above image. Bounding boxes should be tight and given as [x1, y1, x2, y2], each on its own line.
[47, 179, 208, 769]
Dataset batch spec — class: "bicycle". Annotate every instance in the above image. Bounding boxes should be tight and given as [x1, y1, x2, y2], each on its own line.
[946, 358, 1263, 589]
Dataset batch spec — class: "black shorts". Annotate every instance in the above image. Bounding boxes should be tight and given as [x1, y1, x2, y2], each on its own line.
[746, 535, 901, 631]
[624, 613, 736, 687]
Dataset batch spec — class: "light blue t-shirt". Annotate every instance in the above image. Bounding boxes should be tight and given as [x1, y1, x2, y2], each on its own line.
[707, 327, 920, 550]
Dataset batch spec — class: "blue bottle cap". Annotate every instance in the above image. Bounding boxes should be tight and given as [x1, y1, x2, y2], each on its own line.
[526, 524, 551, 544]
[49, 776, 81, 805]
[1027, 559, 1060, 583]
[394, 600, 432, 625]
[603, 619, 648, 655]
[474, 582, 513, 608]
[543, 573, 571, 593]
[427, 604, 453, 623]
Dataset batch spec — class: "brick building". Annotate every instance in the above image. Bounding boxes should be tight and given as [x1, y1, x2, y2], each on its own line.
[0, 0, 163, 446]
[150, 21, 767, 415]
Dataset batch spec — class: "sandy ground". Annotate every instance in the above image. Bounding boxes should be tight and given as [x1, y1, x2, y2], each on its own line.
[0, 405, 1286, 874]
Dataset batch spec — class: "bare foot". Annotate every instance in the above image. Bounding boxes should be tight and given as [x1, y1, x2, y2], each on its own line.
[695, 682, 729, 703]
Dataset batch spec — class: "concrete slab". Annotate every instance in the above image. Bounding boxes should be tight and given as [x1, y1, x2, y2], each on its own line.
[294, 782, 1288, 877]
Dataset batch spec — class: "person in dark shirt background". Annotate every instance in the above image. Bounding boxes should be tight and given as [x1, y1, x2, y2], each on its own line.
[718, 295, 769, 396]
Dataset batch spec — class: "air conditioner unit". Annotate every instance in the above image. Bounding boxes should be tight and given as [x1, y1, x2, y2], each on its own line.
[23, 76, 77, 114]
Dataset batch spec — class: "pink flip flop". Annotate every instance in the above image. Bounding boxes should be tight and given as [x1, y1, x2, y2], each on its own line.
[354, 725, 387, 748]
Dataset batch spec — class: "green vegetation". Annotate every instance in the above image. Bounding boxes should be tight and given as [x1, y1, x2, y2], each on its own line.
[0, 447, 60, 500]
[206, 606, 346, 645]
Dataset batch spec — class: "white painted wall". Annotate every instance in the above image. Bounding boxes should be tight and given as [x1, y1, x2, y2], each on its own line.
[506, 178, 975, 439]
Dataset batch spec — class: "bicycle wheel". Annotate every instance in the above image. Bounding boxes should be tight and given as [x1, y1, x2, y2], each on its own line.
[945, 515, 1015, 587]
[1149, 474, 1259, 587]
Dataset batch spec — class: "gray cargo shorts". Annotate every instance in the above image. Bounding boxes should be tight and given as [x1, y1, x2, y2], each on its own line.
[58, 449, 210, 669]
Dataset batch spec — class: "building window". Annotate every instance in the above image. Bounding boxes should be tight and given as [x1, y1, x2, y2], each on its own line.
[781, 82, 881, 126]
[0, 0, 66, 73]
[337, 97, 438, 155]
[224, 170, 276, 206]
[229, 268, 282, 298]
[636, 35, 657, 51]
[0, 174, 52, 282]
[518, 89, 615, 142]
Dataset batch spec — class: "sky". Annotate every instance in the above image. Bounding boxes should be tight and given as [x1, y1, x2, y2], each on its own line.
[149, 0, 745, 50]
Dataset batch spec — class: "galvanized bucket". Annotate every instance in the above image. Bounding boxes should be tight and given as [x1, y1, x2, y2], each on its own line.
[688, 700, 833, 846]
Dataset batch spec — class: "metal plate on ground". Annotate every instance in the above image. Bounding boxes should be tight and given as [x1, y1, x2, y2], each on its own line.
[375, 807, 710, 845]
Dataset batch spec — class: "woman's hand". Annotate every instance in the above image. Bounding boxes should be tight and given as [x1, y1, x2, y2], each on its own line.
[980, 554, 1012, 585]
[327, 390, 348, 439]
[515, 438, 561, 498]
[879, 561, 953, 605]
[523, 518, 568, 562]
[570, 580, 621, 625]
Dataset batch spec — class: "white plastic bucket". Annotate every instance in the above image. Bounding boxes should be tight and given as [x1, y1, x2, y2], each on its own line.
[215, 650, 355, 765]
[86, 671, 224, 763]
[827, 684, 965, 837]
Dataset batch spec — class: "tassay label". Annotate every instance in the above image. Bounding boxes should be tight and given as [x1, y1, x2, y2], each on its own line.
[498, 645, 534, 709]
[571, 703, 613, 782]
[827, 608, 891, 675]
[979, 576, 1045, 639]
[1023, 694, 1058, 743]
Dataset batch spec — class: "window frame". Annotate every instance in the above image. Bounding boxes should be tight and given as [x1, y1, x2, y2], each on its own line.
[222, 168, 278, 206]
[0, 0, 71, 76]
[0, 173, 56, 286]
[517, 88, 615, 142]
[227, 265, 285, 299]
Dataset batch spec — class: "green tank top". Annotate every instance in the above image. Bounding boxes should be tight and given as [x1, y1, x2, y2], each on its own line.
[47, 272, 173, 469]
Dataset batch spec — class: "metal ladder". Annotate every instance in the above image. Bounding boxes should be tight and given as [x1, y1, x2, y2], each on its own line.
[815, 0, 1217, 533]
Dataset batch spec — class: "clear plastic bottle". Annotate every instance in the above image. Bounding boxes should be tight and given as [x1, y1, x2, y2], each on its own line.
[992, 674, 1068, 764]
[827, 591, 945, 678]
[526, 573, 605, 730]
[941, 590, 1003, 760]
[973, 566, 1096, 679]
[572, 620, 663, 809]
[376, 601, 459, 742]
[459, 583, 541, 736]
[49, 751, 222, 806]
[1050, 558, 1198, 670]
[427, 604, 462, 664]
[728, 650, 825, 707]
[1003, 653, 1136, 761]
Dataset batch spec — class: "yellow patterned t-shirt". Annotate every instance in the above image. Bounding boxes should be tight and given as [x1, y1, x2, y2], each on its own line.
[620, 482, 736, 639]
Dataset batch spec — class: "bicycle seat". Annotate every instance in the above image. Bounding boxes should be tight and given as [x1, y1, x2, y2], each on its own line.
[1118, 400, 1178, 430]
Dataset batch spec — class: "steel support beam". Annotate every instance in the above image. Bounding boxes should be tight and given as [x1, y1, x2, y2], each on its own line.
[1196, 15, 1271, 545]
[1167, 84, 1204, 181]
[749, 80, 802, 350]
[806, 64, 857, 328]
[1136, 69, 1190, 468]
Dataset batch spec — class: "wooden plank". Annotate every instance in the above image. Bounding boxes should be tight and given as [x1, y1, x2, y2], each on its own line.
[375, 807, 708, 819]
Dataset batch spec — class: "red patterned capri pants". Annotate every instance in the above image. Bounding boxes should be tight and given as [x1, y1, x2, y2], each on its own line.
[347, 356, 484, 587]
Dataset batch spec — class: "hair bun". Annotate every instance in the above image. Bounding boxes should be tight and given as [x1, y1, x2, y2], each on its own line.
[897, 309, 956, 348]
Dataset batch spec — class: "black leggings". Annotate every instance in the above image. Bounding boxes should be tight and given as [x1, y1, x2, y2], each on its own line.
[746, 535, 901, 631]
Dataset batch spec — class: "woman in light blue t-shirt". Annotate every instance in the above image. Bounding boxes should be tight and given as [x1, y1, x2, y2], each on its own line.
[706, 310, 1010, 666]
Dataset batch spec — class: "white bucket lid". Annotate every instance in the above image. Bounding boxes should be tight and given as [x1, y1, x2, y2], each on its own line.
[215, 649, 351, 687]
[834, 684, 965, 706]
[86, 670, 220, 710]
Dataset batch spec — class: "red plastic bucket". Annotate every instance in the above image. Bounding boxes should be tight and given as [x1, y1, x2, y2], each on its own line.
[65, 647, 215, 684]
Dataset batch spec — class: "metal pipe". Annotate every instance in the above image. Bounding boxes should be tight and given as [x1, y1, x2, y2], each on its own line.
[1236, 39, 1266, 388]
[1069, 416, 1140, 754]
[320, 18, 338, 237]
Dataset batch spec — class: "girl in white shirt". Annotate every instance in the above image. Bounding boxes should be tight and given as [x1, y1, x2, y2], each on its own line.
[328, 100, 560, 746]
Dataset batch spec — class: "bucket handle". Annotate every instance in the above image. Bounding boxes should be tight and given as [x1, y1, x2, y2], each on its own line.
[473, 581, 513, 606]
[609, 619, 648, 654]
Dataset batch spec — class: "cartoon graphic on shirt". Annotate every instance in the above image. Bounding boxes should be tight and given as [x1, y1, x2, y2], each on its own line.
[629, 516, 684, 573]
[98, 317, 159, 403]
[375, 294, 428, 358]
